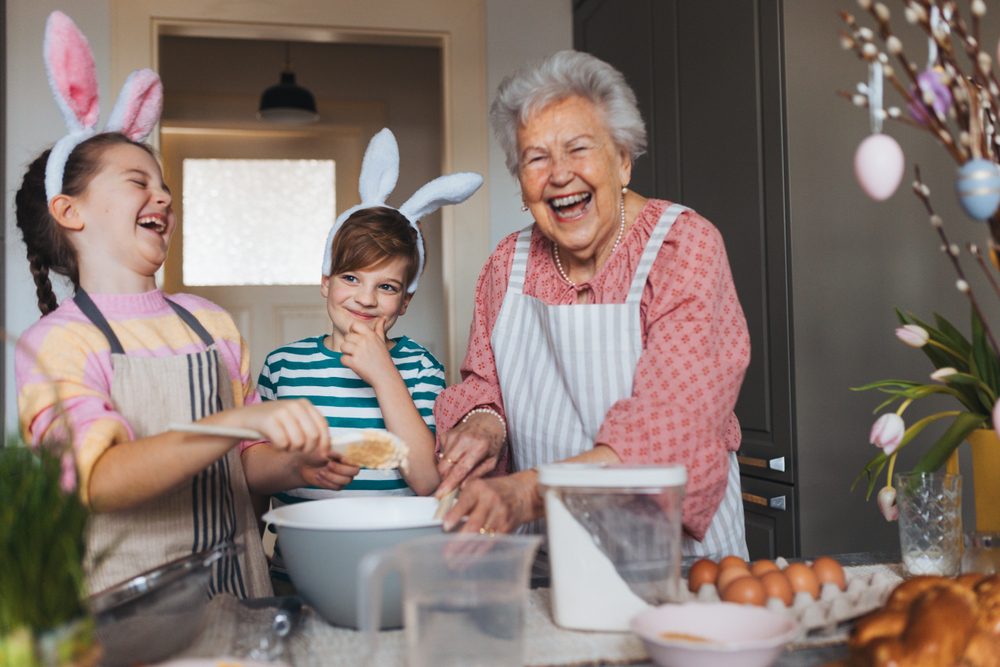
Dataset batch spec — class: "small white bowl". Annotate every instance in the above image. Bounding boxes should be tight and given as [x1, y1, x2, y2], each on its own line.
[631, 602, 801, 667]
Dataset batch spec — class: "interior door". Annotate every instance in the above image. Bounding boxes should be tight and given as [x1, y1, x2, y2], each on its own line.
[161, 124, 373, 375]
[574, 0, 798, 558]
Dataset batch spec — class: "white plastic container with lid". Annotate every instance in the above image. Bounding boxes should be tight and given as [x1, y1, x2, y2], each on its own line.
[539, 462, 687, 632]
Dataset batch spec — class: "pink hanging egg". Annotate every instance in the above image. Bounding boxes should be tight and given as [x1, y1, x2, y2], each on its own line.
[854, 133, 905, 201]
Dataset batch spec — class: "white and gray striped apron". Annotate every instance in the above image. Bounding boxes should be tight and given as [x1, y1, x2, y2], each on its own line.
[76, 289, 271, 597]
[492, 204, 748, 559]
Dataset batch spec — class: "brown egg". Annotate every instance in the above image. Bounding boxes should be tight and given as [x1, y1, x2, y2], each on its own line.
[759, 570, 794, 606]
[784, 562, 820, 599]
[750, 559, 779, 577]
[716, 566, 753, 593]
[718, 555, 750, 572]
[811, 557, 846, 591]
[687, 558, 720, 593]
[721, 575, 767, 606]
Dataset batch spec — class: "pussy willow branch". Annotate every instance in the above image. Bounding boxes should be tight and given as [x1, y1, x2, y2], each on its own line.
[838, 3, 1000, 163]
[968, 242, 1000, 303]
[836, 90, 927, 128]
[913, 165, 1000, 357]
[850, 3, 968, 158]
[905, 1, 1000, 158]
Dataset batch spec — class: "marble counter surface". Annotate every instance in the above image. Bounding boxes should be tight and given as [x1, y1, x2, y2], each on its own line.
[167, 551, 900, 667]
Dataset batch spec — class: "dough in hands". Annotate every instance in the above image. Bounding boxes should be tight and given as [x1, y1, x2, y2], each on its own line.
[332, 429, 408, 470]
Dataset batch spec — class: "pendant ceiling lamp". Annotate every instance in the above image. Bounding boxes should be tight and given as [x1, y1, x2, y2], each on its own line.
[257, 42, 319, 123]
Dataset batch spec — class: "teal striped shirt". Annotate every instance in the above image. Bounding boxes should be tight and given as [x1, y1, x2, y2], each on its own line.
[259, 334, 445, 583]
[257, 334, 445, 500]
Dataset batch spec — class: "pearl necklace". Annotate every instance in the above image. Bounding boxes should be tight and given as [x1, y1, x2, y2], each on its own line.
[552, 191, 626, 287]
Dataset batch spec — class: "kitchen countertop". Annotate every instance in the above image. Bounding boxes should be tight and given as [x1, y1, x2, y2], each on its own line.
[169, 551, 900, 666]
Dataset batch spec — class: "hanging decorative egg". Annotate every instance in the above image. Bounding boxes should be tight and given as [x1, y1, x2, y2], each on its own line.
[854, 133, 905, 201]
[956, 158, 1000, 221]
[907, 69, 952, 126]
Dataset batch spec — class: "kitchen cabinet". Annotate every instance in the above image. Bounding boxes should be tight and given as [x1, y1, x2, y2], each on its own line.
[574, 0, 798, 558]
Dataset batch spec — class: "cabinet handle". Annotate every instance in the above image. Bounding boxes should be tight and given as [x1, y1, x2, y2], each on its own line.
[737, 455, 786, 472]
[741, 492, 787, 511]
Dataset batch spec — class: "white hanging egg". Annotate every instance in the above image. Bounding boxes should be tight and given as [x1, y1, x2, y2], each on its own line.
[956, 158, 1000, 221]
[854, 133, 905, 201]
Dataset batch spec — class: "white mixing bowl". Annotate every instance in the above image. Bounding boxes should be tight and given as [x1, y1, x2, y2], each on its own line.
[263, 496, 443, 628]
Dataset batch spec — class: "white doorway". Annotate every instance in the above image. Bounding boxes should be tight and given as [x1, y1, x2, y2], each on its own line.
[111, 0, 492, 380]
[157, 34, 446, 376]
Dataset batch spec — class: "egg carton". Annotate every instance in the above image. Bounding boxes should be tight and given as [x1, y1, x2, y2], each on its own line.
[680, 558, 904, 633]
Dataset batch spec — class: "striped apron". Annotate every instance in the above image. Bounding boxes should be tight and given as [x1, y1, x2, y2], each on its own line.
[492, 204, 748, 559]
[76, 290, 271, 598]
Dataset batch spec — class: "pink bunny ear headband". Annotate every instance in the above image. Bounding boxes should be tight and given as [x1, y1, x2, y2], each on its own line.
[42, 11, 163, 203]
[321, 128, 483, 293]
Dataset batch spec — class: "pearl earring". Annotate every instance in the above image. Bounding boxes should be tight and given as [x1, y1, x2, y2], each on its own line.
[521, 201, 529, 212]
[621, 185, 628, 194]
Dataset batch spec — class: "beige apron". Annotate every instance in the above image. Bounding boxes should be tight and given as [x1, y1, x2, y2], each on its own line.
[76, 289, 271, 598]
[492, 204, 748, 558]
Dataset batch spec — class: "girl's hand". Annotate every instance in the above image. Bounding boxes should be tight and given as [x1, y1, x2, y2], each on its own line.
[435, 413, 506, 498]
[441, 472, 541, 534]
[299, 450, 361, 490]
[241, 399, 330, 453]
[341, 317, 396, 386]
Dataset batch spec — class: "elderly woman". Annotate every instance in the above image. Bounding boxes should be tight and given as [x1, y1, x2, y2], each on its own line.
[434, 50, 750, 558]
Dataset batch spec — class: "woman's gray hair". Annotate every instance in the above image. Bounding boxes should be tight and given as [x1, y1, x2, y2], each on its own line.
[490, 50, 647, 177]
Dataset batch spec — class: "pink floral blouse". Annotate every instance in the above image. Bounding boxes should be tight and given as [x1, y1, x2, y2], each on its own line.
[434, 199, 751, 540]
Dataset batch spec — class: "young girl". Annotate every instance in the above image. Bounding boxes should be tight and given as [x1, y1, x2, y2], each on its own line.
[244, 128, 481, 586]
[14, 11, 330, 598]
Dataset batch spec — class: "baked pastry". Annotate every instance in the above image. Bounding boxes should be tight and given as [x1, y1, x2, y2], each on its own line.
[330, 429, 408, 469]
[847, 574, 1000, 667]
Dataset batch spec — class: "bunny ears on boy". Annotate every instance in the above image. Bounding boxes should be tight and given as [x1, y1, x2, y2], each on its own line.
[43, 11, 163, 203]
[321, 128, 483, 294]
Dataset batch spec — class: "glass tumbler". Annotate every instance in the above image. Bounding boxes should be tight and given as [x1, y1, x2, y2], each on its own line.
[895, 471, 962, 576]
[962, 531, 1000, 574]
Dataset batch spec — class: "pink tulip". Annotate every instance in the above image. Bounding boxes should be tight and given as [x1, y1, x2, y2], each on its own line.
[877, 486, 899, 522]
[930, 367, 957, 382]
[895, 324, 929, 348]
[993, 398, 1000, 434]
[870, 413, 905, 455]
[60, 450, 77, 494]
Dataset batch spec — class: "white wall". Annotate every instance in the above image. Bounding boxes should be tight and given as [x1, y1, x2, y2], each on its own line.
[485, 0, 573, 246]
[784, 1, 998, 555]
[5, 0, 112, 432]
[4, 0, 573, 431]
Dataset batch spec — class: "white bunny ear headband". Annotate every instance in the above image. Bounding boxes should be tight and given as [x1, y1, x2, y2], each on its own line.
[42, 11, 163, 203]
[321, 128, 483, 293]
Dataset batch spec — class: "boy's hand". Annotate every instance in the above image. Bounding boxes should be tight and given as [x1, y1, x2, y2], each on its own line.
[341, 317, 396, 386]
[299, 450, 360, 490]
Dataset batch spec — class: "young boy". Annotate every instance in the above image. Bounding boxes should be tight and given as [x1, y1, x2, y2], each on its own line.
[257, 206, 444, 503]
[243, 128, 482, 587]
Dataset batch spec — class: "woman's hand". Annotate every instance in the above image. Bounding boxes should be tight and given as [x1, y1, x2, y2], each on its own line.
[341, 318, 396, 387]
[441, 470, 542, 534]
[435, 412, 506, 497]
[237, 399, 330, 453]
[298, 450, 360, 490]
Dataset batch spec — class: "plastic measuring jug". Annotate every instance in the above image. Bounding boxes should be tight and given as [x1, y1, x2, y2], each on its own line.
[358, 533, 541, 667]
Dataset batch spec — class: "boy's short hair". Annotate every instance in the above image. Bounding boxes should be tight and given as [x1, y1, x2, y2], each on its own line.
[326, 207, 423, 288]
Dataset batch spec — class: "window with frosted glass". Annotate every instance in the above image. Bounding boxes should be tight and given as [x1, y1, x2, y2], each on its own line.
[182, 159, 335, 285]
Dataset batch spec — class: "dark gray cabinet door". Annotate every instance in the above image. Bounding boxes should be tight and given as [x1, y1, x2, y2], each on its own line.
[575, 0, 798, 558]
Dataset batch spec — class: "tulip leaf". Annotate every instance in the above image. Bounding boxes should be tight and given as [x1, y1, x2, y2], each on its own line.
[934, 313, 973, 357]
[851, 379, 923, 391]
[910, 412, 987, 474]
[970, 309, 1000, 410]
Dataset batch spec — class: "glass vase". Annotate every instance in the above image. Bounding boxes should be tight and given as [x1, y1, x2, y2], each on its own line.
[962, 531, 1000, 575]
[895, 471, 962, 576]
